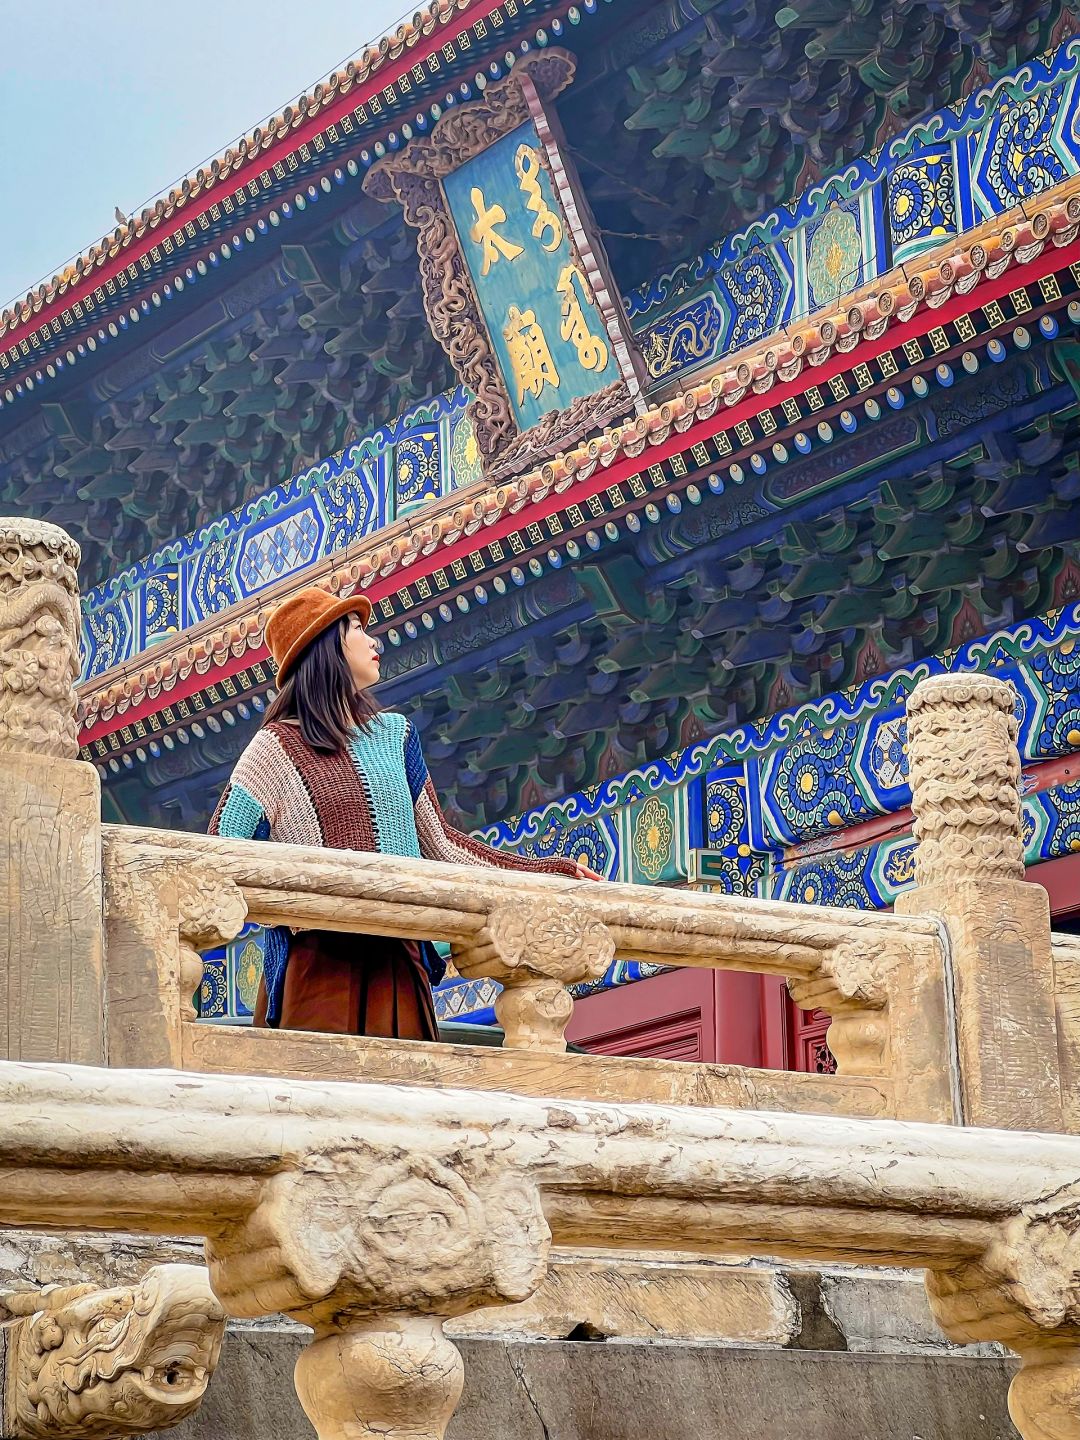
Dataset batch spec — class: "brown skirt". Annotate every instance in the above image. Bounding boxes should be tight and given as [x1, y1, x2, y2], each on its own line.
[253, 930, 439, 1041]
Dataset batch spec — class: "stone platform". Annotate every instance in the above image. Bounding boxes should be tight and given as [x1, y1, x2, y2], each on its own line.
[1, 1232, 1018, 1439]
[158, 1325, 1018, 1440]
[147, 1254, 1015, 1440]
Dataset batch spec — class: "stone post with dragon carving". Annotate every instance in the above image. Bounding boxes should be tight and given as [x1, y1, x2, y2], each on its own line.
[895, 674, 1064, 1132]
[0, 518, 106, 1065]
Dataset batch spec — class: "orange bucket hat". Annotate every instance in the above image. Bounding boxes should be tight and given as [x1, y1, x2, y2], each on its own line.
[264, 585, 373, 682]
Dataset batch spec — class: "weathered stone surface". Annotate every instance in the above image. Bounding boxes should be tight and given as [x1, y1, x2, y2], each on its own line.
[182, 1021, 892, 1118]
[1050, 935, 1080, 1134]
[0, 518, 104, 1068]
[0, 1060, 1075, 1439]
[153, 1330, 1020, 1440]
[898, 674, 1064, 1133]
[818, 1265, 1004, 1357]
[0, 1232, 202, 1292]
[0, 756, 104, 1066]
[1, 1266, 226, 1439]
[454, 1254, 798, 1345]
[0, 1235, 989, 1355]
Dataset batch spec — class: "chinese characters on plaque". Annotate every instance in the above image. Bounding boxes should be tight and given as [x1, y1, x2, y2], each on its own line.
[443, 120, 621, 432]
[365, 51, 642, 480]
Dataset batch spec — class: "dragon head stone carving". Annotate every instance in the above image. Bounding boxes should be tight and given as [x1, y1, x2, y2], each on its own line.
[1, 1264, 226, 1439]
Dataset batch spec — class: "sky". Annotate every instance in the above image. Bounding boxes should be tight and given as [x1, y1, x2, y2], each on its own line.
[0, 0, 412, 309]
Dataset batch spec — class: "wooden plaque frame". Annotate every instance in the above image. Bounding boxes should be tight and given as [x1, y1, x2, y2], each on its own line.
[365, 50, 644, 481]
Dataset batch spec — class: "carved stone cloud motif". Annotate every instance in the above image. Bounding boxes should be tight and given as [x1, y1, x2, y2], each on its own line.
[207, 1150, 550, 1330]
[0, 519, 82, 759]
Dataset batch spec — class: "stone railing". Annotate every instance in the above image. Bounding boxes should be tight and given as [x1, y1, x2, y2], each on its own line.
[3, 524, 1080, 1440]
[0, 514, 1075, 1138]
[0, 1058, 1079, 1440]
[102, 821, 952, 1123]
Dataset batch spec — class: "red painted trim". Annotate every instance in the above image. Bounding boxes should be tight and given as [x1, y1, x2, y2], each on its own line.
[759, 976, 793, 1070]
[567, 966, 767, 1066]
[1030, 849, 1080, 916]
[80, 646, 264, 745]
[78, 235, 1080, 747]
[363, 234, 1080, 605]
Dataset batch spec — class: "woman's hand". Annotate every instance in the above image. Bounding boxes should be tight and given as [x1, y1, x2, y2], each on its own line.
[574, 860, 604, 881]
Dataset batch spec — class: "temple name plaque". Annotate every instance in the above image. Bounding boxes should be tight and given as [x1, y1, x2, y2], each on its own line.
[366, 50, 644, 481]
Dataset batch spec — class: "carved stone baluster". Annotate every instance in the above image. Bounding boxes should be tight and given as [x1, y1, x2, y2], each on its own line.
[207, 1154, 551, 1440]
[294, 1318, 463, 1440]
[926, 1205, 1080, 1440]
[453, 896, 615, 1052]
[786, 928, 957, 1125]
[786, 935, 889, 1077]
[896, 674, 1064, 1131]
[0, 1265, 226, 1438]
[176, 865, 248, 1023]
[0, 518, 105, 1065]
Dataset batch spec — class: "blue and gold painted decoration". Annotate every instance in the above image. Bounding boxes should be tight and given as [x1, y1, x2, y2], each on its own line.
[443, 120, 621, 430]
[449, 411, 483, 490]
[237, 505, 323, 597]
[231, 933, 264, 1018]
[705, 771, 748, 849]
[972, 80, 1069, 215]
[862, 710, 910, 795]
[188, 529, 241, 620]
[779, 845, 876, 909]
[394, 426, 442, 514]
[759, 722, 873, 846]
[82, 593, 135, 679]
[628, 35, 1080, 347]
[514, 812, 619, 878]
[804, 203, 866, 311]
[887, 146, 958, 265]
[695, 767, 767, 895]
[718, 241, 797, 352]
[80, 389, 469, 681]
[198, 955, 228, 1019]
[639, 289, 727, 381]
[484, 600, 1080, 866]
[139, 568, 180, 649]
[618, 789, 688, 885]
[878, 838, 917, 894]
[1024, 634, 1080, 754]
[799, 189, 881, 316]
[80, 36, 1080, 684]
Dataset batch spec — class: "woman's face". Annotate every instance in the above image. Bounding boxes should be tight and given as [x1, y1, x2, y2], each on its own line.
[341, 611, 380, 690]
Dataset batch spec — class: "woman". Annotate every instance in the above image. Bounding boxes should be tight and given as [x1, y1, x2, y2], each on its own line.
[210, 583, 596, 1040]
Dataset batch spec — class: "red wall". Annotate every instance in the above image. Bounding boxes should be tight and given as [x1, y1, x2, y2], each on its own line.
[566, 969, 779, 1067]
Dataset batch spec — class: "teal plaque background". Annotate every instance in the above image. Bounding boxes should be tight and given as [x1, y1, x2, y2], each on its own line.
[443, 119, 621, 432]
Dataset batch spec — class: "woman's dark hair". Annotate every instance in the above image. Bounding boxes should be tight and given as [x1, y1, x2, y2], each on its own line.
[263, 617, 378, 753]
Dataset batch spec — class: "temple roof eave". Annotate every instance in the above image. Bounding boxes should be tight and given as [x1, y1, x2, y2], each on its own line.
[75, 180, 1080, 741]
[0, 0, 528, 352]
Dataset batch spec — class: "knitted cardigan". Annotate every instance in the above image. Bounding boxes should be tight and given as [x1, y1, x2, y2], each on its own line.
[209, 711, 579, 1020]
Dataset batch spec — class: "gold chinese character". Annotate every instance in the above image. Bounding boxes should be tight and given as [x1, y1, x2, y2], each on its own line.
[556, 263, 608, 372]
[504, 303, 560, 402]
[514, 143, 563, 252]
[469, 186, 523, 274]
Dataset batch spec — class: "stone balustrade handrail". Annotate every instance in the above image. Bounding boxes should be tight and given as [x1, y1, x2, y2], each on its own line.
[113, 823, 941, 967]
[103, 823, 957, 1117]
[0, 1057, 1076, 1440]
